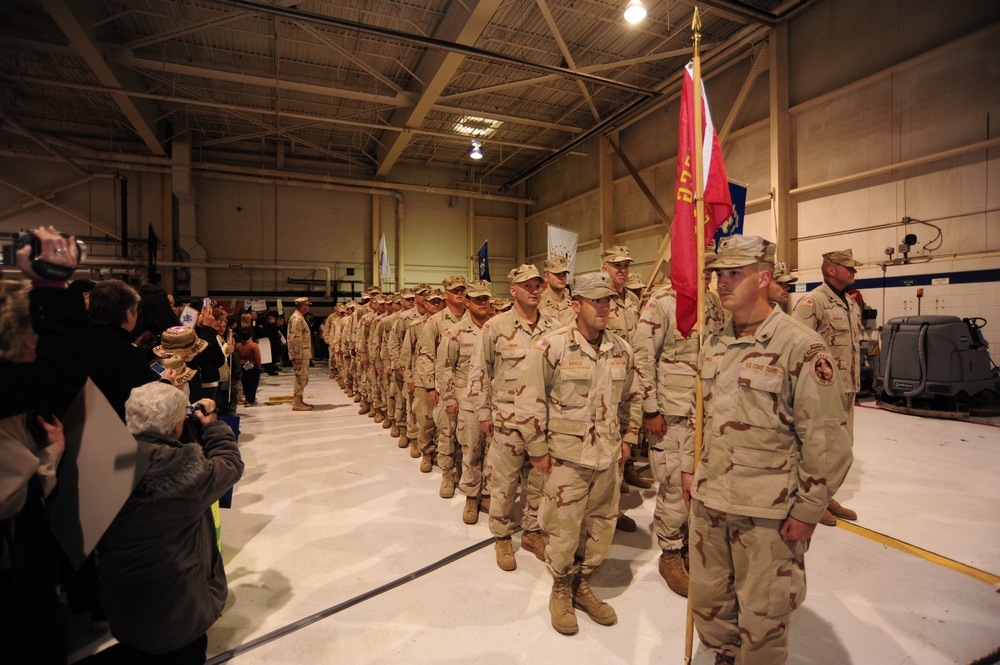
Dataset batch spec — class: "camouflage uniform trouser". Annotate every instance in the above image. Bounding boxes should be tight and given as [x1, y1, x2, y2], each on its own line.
[433, 403, 458, 468]
[392, 374, 406, 425]
[367, 364, 383, 411]
[649, 415, 689, 552]
[328, 349, 336, 374]
[486, 426, 541, 538]
[456, 409, 487, 498]
[413, 387, 434, 449]
[403, 382, 416, 440]
[380, 368, 393, 417]
[293, 360, 309, 398]
[540, 458, 620, 577]
[355, 358, 367, 398]
[690, 500, 808, 665]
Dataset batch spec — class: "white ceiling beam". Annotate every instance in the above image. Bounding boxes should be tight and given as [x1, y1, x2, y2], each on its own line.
[534, 0, 600, 122]
[375, 0, 504, 178]
[39, 0, 166, 157]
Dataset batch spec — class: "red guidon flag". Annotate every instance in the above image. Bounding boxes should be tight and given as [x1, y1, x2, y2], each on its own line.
[671, 61, 733, 337]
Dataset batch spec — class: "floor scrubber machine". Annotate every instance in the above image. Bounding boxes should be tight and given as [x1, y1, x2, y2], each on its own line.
[875, 315, 1000, 418]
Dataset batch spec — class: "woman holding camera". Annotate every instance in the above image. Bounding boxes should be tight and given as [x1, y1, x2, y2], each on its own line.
[83, 383, 243, 664]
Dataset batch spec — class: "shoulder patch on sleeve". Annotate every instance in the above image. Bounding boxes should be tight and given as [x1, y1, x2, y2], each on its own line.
[442, 328, 454, 339]
[644, 300, 658, 312]
[809, 352, 837, 386]
[482, 322, 490, 332]
[800, 298, 813, 307]
[535, 339, 550, 351]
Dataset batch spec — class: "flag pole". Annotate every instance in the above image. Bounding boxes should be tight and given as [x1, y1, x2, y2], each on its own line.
[684, 7, 705, 665]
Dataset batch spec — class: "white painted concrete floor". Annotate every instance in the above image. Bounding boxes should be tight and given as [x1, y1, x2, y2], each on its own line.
[73, 368, 1000, 665]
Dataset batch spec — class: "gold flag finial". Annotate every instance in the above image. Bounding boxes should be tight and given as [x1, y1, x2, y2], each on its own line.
[691, 7, 702, 50]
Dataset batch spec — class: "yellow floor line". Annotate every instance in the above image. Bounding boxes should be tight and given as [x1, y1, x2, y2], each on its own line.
[837, 520, 1000, 590]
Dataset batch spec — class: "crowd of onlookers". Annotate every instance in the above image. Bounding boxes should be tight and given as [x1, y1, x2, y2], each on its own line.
[0, 226, 247, 664]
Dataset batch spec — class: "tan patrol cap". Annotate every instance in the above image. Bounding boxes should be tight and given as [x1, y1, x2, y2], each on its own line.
[706, 235, 776, 271]
[425, 288, 445, 302]
[822, 249, 862, 268]
[508, 264, 542, 284]
[413, 283, 431, 296]
[625, 273, 645, 290]
[399, 287, 416, 299]
[359, 292, 371, 302]
[543, 255, 569, 273]
[493, 297, 513, 312]
[294, 296, 310, 306]
[345, 301, 358, 309]
[366, 285, 381, 294]
[600, 245, 633, 264]
[466, 280, 492, 297]
[442, 275, 467, 291]
[374, 294, 386, 304]
[571, 272, 616, 299]
[772, 261, 798, 284]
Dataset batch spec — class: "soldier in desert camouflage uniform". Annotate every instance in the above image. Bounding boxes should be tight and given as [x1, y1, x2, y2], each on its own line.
[439, 280, 493, 523]
[767, 261, 796, 310]
[388, 287, 422, 448]
[384, 289, 416, 440]
[468, 264, 559, 571]
[400, 289, 444, 463]
[681, 235, 853, 665]
[633, 278, 725, 597]
[791, 249, 864, 527]
[538, 255, 574, 327]
[416, 275, 467, 483]
[599, 245, 650, 494]
[351, 290, 374, 410]
[287, 296, 313, 411]
[515, 272, 641, 636]
[358, 293, 386, 422]
[375, 294, 401, 431]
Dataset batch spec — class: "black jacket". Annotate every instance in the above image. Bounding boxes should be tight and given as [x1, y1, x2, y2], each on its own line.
[85, 324, 157, 420]
[0, 287, 87, 419]
[96, 421, 243, 653]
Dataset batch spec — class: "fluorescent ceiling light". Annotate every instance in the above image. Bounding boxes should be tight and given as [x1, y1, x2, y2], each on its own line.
[454, 116, 503, 137]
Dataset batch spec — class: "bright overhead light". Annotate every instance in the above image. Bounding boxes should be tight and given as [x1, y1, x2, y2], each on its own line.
[469, 140, 483, 160]
[454, 116, 503, 137]
[623, 0, 647, 23]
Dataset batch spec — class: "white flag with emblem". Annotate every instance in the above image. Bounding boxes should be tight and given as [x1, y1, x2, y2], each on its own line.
[547, 224, 578, 277]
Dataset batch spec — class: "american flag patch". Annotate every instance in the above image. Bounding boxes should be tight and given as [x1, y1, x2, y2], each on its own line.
[482, 322, 490, 332]
[442, 328, 454, 339]
[645, 300, 658, 312]
[535, 339, 550, 351]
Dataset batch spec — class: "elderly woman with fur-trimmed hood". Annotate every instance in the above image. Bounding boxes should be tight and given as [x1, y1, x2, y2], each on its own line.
[85, 383, 243, 664]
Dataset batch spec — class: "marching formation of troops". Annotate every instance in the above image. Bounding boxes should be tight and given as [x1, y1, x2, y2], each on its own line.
[309, 236, 862, 665]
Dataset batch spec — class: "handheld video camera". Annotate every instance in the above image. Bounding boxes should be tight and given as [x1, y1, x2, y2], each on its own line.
[0, 232, 88, 280]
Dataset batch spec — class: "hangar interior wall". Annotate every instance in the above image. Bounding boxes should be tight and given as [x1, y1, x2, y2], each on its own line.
[523, 0, 1000, 359]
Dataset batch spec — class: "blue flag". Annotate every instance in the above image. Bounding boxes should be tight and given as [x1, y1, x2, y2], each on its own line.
[477, 241, 491, 281]
[712, 180, 748, 249]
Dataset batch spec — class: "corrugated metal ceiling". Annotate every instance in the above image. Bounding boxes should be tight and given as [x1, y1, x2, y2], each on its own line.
[0, 0, 803, 190]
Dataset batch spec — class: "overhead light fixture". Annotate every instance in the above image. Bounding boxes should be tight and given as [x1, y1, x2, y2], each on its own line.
[623, 0, 647, 23]
[469, 140, 483, 160]
[455, 116, 503, 137]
